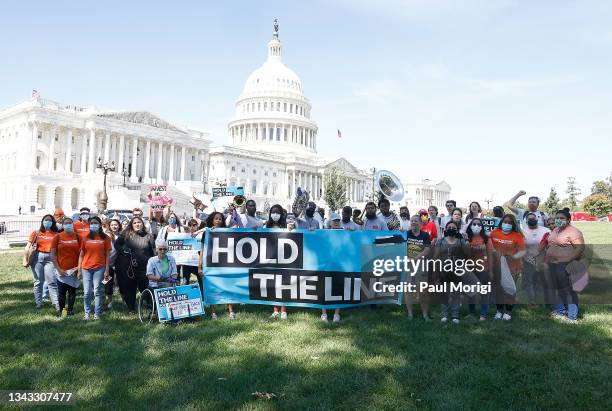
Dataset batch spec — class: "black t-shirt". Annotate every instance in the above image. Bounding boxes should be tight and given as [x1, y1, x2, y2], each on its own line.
[406, 230, 431, 258]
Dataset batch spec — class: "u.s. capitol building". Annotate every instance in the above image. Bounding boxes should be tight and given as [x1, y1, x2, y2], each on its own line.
[0, 22, 449, 216]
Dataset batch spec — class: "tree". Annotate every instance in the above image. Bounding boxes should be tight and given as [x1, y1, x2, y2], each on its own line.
[582, 194, 612, 217]
[565, 177, 581, 210]
[543, 187, 560, 214]
[591, 180, 612, 197]
[323, 167, 348, 212]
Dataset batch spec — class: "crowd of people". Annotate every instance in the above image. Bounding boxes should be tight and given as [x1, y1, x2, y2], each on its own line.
[22, 189, 586, 324]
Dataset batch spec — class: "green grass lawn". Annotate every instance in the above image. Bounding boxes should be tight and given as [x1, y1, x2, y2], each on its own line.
[1, 223, 612, 410]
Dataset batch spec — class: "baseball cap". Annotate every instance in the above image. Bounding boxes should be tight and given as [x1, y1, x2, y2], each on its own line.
[418, 209, 428, 215]
[54, 209, 65, 216]
[330, 212, 341, 221]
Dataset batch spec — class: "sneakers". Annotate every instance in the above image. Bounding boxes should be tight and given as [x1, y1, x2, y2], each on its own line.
[280, 311, 288, 320]
[333, 314, 341, 323]
[93, 314, 100, 320]
[502, 313, 512, 321]
[229, 311, 236, 320]
[494, 311, 503, 320]
[320, 313, 328, 322]
[441, 317, 448, 323]
[211, 312, 218, 320]
[107, 302, 113, 310]
[35, 303, 42, 309]
[83, 313, 90, 321]
[270, 311, 280, 318]
[479, 315, 487, 321]
[452, 318, 460, 324]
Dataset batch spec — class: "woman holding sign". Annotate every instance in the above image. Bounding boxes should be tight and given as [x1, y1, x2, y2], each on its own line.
[183, 219, 204, 292]
[265, 204, 290, 320]
[198, 211, 235, 320]
[489, 214, 526, 321]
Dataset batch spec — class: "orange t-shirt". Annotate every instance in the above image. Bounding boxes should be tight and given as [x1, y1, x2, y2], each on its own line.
[80, 234, 112, 270]
[74, 220, 90, 238]
[469, 235, 491, 271]
[29, 230, 58, 253]
[489, 229, 525, 273]
[52, 231, 81, 270]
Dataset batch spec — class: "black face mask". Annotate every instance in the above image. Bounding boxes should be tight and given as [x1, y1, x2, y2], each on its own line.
[445, 228, 458, 237]
[527, 219, 538, 228]
[305, 209, 315, 218]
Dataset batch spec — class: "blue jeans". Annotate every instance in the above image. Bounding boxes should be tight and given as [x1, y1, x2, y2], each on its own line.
[31, 252, 58, 308]
[468, 270, 490, 317]
[82, 267, 105, 316]
[550, 262, 579, 320]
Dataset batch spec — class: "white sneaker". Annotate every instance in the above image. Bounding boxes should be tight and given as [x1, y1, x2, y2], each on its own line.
[494, 311, 503, 320]
[479, 316, 487, 321]
[280, 311, 288, 320]
[320, 313, 328, 322]
[229, 311, 236, 320]
[441, 317, 448, 323]
[211, 312, 218, 320]
[93, 314, 100, 320]
[333, 314, 341, 323]
[452, 318, 460, 324]
[83, 313, 90, 321]
[107, 302, 113, 310]
[502, 313, 512, 321]
[271, 311, 280, 318]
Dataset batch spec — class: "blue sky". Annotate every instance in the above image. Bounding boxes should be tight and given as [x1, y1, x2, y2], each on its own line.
[1, 0, 611, 207]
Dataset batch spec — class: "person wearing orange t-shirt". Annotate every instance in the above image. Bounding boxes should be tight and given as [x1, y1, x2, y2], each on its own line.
[73, 207, 91, 238]
[51, 216, 81, 316]
[22, 215, 60, 310]
[78, 216, 112, 320]
[489, 214, 526, 321]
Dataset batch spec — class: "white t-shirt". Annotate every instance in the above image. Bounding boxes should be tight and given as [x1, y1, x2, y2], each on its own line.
[341, 219, 360, 231]
[399, 218, 410, 231]
[523, 226, 550, 258]
[363, 216, 388, 231]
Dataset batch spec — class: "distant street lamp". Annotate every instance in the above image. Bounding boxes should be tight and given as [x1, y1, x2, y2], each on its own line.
[96, 157, 116, 214]
[121, 165, 128, 187]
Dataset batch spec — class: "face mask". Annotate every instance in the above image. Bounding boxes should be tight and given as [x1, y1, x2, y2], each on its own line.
[271, 213, 281, 222]
[471, 225, 482, 234]
[555, 218, 566, 228]
[527, 219, 538, 228]
[168, 217, 177, 225]
[43, 220, 53, 229]
[501, 223, 512, 233]
[90, 224, 100, 232]
[63, 224, 74, 233]
[445, 228, 458, 237]
[305, 209, 315, 218]
[81, 214, 90, 221]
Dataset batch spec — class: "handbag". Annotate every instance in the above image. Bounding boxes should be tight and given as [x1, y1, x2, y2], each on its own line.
[500, 256, 517, 295]
[27, 231, 40, 267]
[566, 260, 589, 292]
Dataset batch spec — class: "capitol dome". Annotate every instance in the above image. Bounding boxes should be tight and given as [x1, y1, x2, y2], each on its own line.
[228, 20, 318, 157]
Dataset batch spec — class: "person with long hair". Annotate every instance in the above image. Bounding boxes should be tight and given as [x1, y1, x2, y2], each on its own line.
[449, 208, 465, 235]
[428, 205, 442, 236]
[465, 218, 493, 320]
[103, 218, 122, 310]
[182, 218, 203, 293]
[264, 204, 290, 319]
[522, 212, 551, 306]
[114, 216, 156, 314]
[148, 207, 166, 238]
[198, 211, 234, 320]
[23, 214, 60, 310]
[156, 211, 184, 240]
[405, 214, 432, 320]
[489, 214, 526, 321]
[434, 220, 469, 324]
[51, 216, 81, 317]
[546, 208, 585, 323]
[77, 216, 112, 320]
[465, 201, 483, 225]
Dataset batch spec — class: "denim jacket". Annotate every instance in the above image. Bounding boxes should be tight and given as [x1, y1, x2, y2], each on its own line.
[146, 255, 178, 288]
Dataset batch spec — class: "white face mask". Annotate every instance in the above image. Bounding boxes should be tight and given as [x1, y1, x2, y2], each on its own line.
[471, 225, 482, 234]
[271, 213, 281, 222]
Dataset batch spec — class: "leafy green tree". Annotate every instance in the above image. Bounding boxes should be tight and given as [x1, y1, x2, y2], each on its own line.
[582, 194, 612, 217]
[323, 167, 348, 212]
[543, 187, 560, 214]
[591, 180, 612, 197]
[565, 177, 581, 210]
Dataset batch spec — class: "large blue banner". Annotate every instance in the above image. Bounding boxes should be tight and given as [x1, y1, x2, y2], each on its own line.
[202, 229, 408, 308]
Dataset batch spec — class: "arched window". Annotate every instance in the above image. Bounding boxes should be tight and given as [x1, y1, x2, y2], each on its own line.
[251, 180, 257, 194]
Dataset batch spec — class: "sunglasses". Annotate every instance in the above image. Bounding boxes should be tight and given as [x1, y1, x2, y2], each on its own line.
[157, 248, 168, 251]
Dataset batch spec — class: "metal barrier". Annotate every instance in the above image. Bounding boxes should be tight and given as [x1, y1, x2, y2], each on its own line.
[0, 218, 40, 246]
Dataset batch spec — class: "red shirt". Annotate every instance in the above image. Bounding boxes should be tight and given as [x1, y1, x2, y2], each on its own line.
[421, 221, 438, 242]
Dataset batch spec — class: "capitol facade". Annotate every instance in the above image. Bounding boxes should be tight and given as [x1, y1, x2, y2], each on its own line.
[0, 22, 450, 216]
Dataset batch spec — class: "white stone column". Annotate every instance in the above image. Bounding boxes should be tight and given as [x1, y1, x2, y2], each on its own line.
[88, 129, 96, 173]
[130, 137, 139, 182]
[30, 122, 39, 172]
[117, 135, 125, 175]
[80, 132, 87, 174]
[156, 141, 163, 182]
[144, 140, 151, 183]
[168, 144, 175, 183]
[104, 131, 111, 163]
[47, 127, 56, 173]
[180, 146, 186, 181]
[64, 129, 72, 174]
